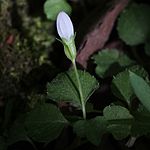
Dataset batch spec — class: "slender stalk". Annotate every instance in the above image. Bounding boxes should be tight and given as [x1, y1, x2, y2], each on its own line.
[72, 60, 86, 119]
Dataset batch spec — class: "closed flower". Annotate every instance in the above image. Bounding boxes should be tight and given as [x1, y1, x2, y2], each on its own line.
[56, 11, 76, 62]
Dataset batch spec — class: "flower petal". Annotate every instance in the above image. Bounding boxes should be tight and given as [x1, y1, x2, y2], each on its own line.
[56, 11, 74, 40]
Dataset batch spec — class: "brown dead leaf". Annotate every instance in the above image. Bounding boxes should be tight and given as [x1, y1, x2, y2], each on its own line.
[76, 0, 129, 68]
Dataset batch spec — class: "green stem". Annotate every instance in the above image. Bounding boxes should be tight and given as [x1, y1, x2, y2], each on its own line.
[72, 60, 86, 119]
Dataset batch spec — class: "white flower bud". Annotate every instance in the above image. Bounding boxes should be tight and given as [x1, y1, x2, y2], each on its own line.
[56, 11, 74, 41]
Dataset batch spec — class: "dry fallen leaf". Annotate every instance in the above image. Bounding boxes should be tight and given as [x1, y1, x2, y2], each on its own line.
[76, 0, 129, 68]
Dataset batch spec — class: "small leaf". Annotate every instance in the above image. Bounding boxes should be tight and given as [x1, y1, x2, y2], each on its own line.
[103, 105, 133, 140]
[44, 0, 72, 20]
[104, 105, 133, 120]
[131, 106, 150, 136]
[117, 3, 150, 45]
[93, 49, 134, 78]
[112, 65, 149, 104]
[130, 72, 150, 112]
[73, 120, 86, 138]
[25, 104, 68, 142]
[112, 70, 132, 104]
[73, 116, 107, 146]
[47, 69, 99, 108]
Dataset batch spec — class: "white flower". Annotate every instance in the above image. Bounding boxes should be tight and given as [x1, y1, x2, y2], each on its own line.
[56, 11, 74, 41]
[56, 11, 76, 62]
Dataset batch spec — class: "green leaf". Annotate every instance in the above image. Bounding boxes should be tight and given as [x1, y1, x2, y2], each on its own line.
[25, 104, 68, 142]
[130, 72, 150, 112]
[44, 0, 72, 20]
[112, 70, 132, 104]
[93, 49, 134, 78]
[0, 136, 7, 150]
[112, 65, 149, 104]
[104, 105, 133, 121]
[73, 116, 107, 146]
[47, 69, 99, 108]
[7, 115, 29, 145]
[103, 105, 133, 140]
[131, 106, 150, 136]
[117, 3, 150, 45]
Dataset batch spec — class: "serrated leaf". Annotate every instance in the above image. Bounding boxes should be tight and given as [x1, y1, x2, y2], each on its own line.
[112, 65, 149, 104]
[104, 105, 133, 120]
[112, 70, 132, 103]
[73, 116, 107, 146]
[103, 105, 133, 140]
[93, 49, 134, 78]
[130, 72, 150, 112]
[25, 104, 68, 142]
[44, 0, 72, 20]
[47, 69, 99, 108]
[117, 3, 150, 45]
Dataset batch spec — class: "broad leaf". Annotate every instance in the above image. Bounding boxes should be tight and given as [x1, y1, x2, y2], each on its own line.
[25, 104, 68, 142]
[7, 115, 29, 145]
[73, 116, 107, 146]
[112, 65, 149, 104]
[131, 105, 150, 136]
[93, 49, 134, 78]
[117, 3, 150, 45]
[130, 72, 150, 112]
[47, 69, 99, 108]
[44, 0, 72, 20]
[112, 70, 132, 104]
[103, 105, 133, 140]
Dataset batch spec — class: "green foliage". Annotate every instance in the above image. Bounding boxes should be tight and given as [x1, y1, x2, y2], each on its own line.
[47, 69, 99, 108]
[7, 116, 29, 145]
[130, 72, 150, 112]
[131, 105, 150, 136]
[25, 104, 68, 142]
[73, 116, 107, 145]
[117, 3, 150, 45]
[63, 37, 77, 62]
[44, 0, 72, 20]
[112, 70, 132, 104]
[93, 49, 134, 78]
[112, 65, 149, 104]
[2, 0, 150, 148]
[103, 105, 133, 140]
